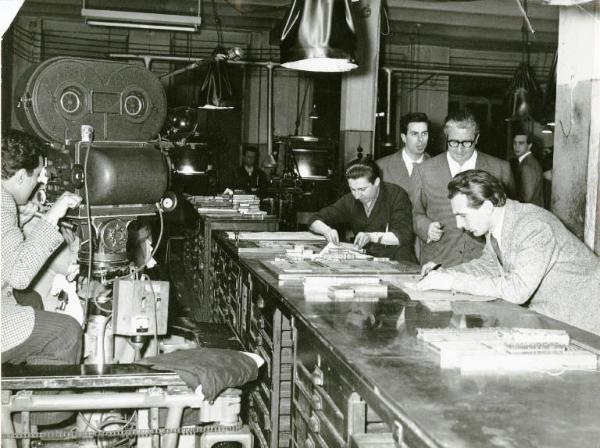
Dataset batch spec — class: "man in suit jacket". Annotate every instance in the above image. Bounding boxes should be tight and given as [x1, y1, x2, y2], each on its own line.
[416, 170, 600, 336]
[410, 110, 515, 267]
[513, 132, 544, 207]
[1, 129, 83, 365]
[376, 112, 431, 194]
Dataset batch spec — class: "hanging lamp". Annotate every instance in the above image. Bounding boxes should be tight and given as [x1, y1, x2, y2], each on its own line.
[505, 0, 543, 122]
[198, 0, 235, 110]
[280, 0, 358, 72]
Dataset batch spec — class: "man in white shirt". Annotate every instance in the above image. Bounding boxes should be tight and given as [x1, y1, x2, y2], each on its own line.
[513, 132, 544, 207]
[410, 110, 515, 266]
[376, 112, 431, 194]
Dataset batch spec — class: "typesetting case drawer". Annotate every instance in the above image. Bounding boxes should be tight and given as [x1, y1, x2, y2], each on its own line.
[294, 325, 348, 448]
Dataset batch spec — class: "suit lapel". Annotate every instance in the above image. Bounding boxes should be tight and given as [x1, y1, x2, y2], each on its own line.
[474, 151, 490, 172]
[395, 152, 409, 180]
[500, 199, 518, 258]
[437, 153, 453, 182]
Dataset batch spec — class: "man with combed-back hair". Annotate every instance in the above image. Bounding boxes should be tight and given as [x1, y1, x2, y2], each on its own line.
[308, 158, 416, 263]
[1, 129, 83, 364]
[415, 169, 600, 336]
[410, 109, 515, 267]
[376, 112, 431, 194]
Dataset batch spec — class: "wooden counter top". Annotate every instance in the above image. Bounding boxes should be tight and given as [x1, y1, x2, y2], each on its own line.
[215, 233, 600, 448]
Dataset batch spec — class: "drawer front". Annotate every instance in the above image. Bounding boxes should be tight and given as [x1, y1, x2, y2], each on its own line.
[293, 324, 349, 448]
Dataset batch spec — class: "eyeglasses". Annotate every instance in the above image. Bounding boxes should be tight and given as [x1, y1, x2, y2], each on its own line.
[447, 139, 476, 149]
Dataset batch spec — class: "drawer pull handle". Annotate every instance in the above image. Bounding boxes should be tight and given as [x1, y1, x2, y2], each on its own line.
[311, 393, 322, 410]
[311, 366, 324, 386]
[309, 413, 320, 433]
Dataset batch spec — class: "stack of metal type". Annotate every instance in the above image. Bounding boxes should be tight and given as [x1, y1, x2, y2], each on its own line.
[416, 327, 598, 373]
[232, 195, 265, 216]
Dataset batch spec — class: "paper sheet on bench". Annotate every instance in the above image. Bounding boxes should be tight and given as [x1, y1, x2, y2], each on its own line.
[390, 275, 497, 302]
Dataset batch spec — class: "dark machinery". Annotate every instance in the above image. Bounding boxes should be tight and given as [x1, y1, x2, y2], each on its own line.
[16, 56, 172, 280]
[16, 57, 174, 366]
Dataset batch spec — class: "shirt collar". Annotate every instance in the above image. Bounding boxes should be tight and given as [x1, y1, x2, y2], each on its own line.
[518, 151, 532, 163]
[402, 149, 424, 176]
[447, 150, 478, 178]
[489, 204, 507, 249]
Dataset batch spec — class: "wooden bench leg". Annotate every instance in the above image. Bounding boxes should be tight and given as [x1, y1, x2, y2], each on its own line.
[2, 390, 17, 448]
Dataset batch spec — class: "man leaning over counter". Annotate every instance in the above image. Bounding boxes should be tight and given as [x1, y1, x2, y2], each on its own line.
[416, 169, 600, 335]
[308, 158, 415, 263]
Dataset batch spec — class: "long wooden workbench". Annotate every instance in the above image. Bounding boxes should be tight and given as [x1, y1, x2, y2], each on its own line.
[209, 232, 600, 448]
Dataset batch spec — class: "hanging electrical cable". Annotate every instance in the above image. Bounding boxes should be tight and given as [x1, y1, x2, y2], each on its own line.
[198, 0, 235, 110]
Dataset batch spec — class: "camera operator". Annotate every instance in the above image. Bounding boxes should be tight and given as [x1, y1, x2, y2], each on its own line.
[1, 129, 83, 365]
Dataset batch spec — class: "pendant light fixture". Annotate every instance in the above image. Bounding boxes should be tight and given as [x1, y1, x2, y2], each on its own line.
[198, 0, 235, 110]
[280, 0, 358, 73]
[505, 0, 542, 122]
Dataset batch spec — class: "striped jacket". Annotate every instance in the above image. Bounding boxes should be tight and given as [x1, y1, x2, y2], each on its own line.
[1, 187, 64, 351]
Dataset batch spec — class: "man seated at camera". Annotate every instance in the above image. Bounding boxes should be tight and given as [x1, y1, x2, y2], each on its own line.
[308, 159, 415, 263]
[416, 169, 600, 336]
[1, 129, 83, 365]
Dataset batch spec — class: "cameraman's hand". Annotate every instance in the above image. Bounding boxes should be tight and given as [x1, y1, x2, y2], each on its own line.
[45, 192, 82, 226]
[18, 201, 40, 226]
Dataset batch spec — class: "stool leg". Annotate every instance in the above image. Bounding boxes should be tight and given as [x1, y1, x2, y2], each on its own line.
[1, 409, 18, 448]
[21, 411, 30, 448]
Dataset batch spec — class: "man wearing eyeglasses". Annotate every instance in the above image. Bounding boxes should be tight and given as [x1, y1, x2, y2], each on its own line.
[308, 159, 416, 263]
[410, 110, 515, 267]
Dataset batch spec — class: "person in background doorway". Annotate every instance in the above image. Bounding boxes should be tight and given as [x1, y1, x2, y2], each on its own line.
[512, 131, 544, 207]
[410, 109, 515, 267]
[376, 112, 431, 194]
[308, 159, 415, 263]
[416, 169, 600, 336]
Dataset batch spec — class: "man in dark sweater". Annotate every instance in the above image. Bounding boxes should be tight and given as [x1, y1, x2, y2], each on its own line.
[229, 146, 268, 195]
[308, 159, 415, 262]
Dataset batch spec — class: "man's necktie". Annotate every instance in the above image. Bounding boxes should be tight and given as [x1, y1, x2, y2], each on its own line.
[489, 234, 503, 266]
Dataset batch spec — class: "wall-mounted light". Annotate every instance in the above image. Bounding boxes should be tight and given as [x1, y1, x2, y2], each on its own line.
[81, 0, 202, 32]
[85, 20, 197, 32]
[309, 103, 319, 119]
[542, 124, 554, 134]
[280, 0, 358, 72]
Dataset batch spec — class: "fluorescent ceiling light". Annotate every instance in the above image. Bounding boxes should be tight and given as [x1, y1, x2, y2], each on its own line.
[85, 20, 197, 32]
[82, 6, 201, 32]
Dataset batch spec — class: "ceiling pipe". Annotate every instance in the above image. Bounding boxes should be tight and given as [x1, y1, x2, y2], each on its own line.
[382, 65, 513, 79]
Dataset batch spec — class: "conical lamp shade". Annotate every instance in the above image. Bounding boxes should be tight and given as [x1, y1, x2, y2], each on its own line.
[198, 50, 235, 110]
[280, 0, 358, 73]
